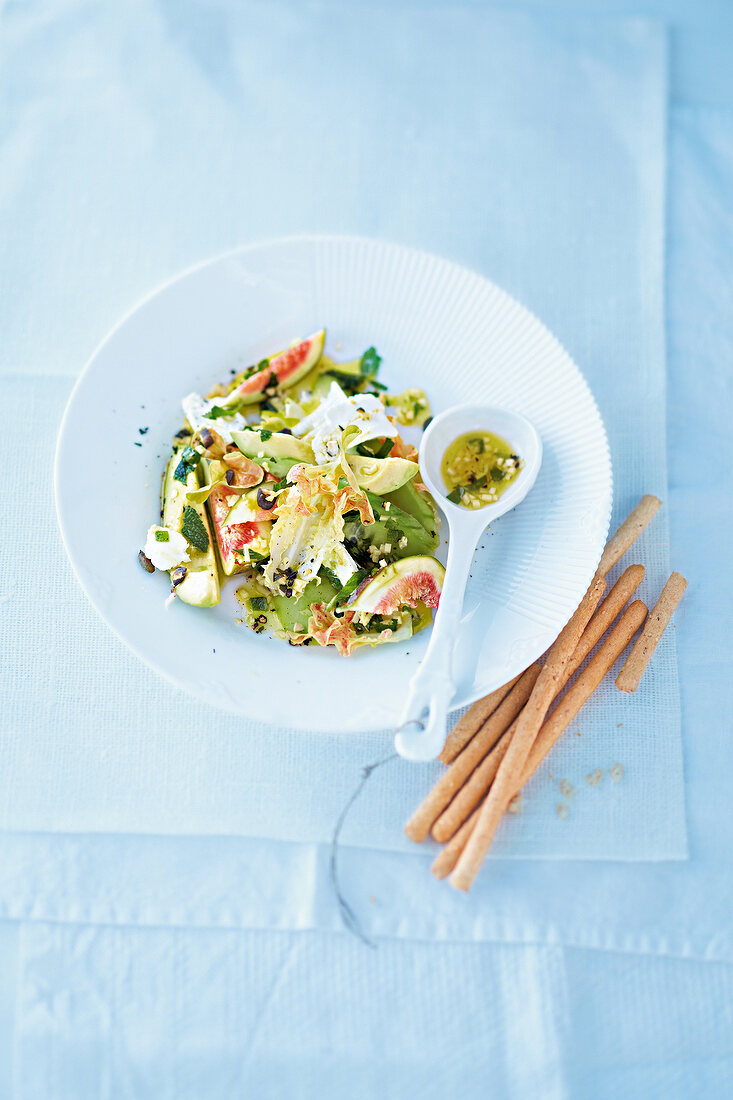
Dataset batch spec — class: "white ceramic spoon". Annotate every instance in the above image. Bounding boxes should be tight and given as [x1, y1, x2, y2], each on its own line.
[394, 404, 543, 762]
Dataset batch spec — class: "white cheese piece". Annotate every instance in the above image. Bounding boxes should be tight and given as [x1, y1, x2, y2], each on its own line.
[144, 525, 190, 570]
[181, 392, 248, 445]
[291, 381, 397, 464]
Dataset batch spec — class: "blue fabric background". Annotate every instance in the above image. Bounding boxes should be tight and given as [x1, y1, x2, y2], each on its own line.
[1, 1, 732, 1097]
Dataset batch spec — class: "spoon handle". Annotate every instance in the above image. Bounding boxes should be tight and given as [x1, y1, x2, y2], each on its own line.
[395, 532, 477, 761]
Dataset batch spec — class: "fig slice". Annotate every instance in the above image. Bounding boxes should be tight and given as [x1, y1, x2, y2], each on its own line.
[225, 329, 326, 406]
[349, 555, 445, 615]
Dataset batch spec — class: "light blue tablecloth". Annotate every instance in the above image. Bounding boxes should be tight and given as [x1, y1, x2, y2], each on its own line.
[1, 1, 732, 1096]
[0, 0, 680, 871]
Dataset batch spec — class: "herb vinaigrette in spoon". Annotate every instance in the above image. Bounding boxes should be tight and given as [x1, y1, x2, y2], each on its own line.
[441, 430, 523, 509]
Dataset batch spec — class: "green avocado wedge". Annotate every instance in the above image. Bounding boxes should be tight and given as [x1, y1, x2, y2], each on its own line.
[232, 429, 419, 495]
[343, 491, 438, 566]
[162, 449, 220, 607]
[345, 455, 418, 494]
[382, 480, 438, 540]
[271, 571, 339, 633]
[231, 429, 312, 463]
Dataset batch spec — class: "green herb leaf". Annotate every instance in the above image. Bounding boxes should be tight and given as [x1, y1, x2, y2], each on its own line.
[173, 445, 202, 484]
[447, 487, 463, 504]
[384, 520, 405, 544]
[181, 506, 210, 551]
[257, 358, 270, 372]
[359, 346, 382, 377]
[320, 566, 341, 589]
[469, 438, 485, 454]
[327, 569, 369, 610]
[207, 404, 242, 420]
[154, 529, 170, 542]
[490, 466, 504, 482]
[249, 596, 268, 612]
[259, 429, 273, 442]
[355, 438, 392, 459]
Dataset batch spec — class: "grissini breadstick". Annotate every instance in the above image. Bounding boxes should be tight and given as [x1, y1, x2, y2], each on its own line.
[437, 497, 655, 765]
[520, 600, 648, 785]
[439, 560, 643, 767]
[430, 566, 643, 843]
[403, 664, 541, 843]
[432, 599, 648, 878]
[439, 672, 523, 765]
[570, 564, 645, 660]
[432, 809, 479, 879]
[597, 495, 661, 577]
[616, 573, 687, 693]
[450, 575, 606, 892]
[431, 725, 512, 842]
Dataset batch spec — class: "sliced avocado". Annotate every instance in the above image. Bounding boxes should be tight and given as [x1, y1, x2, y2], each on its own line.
[262, 455, 300, 479]
[311, 372, 339, 401]
[231, 428, 312, 463]
[271, 571, 339, 633]
[330, 361, 363, 379]
[286, 361, 329, 405]
[343, 491, 438, 565]
[346, 454, 418, 494]
[162, 449, 220, 607]
[327, 349, 381, 381]
[383, 480, 438, 538]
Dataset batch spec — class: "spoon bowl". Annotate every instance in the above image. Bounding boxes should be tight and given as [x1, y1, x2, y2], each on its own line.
[395, 404, 542, 761]
[419, 404, 543, 530]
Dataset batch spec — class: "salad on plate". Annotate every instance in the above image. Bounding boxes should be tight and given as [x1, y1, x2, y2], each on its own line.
[139, 330, 446, 655]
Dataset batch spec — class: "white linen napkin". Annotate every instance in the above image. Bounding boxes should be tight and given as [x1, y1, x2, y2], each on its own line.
[13, 922, 733, 1100]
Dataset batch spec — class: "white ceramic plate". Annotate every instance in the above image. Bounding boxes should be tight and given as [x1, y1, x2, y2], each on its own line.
[55, 236, 612, 732]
